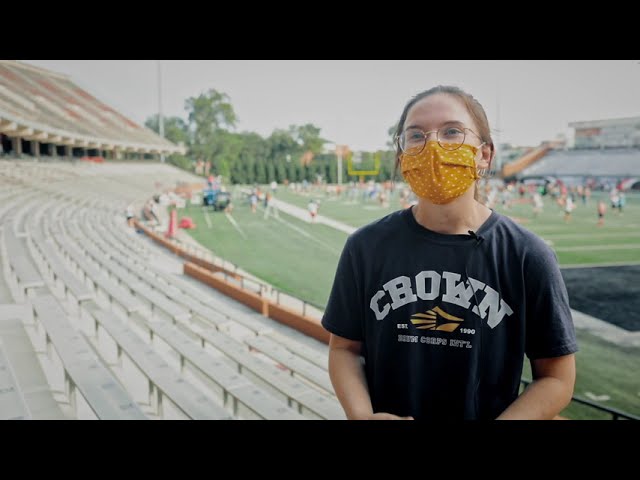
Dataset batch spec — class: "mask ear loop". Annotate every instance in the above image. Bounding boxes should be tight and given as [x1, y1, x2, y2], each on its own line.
[475, 142, 490, 178]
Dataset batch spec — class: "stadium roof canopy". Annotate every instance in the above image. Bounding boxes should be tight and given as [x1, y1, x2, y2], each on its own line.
[0, 60, 185, 155]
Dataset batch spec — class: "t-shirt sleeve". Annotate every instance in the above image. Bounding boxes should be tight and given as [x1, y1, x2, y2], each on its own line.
[321, 236, 364, 341]
[524, 242, 579, 359]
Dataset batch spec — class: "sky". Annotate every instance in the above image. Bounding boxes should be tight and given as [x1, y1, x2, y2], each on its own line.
[23, 60, 640, 152]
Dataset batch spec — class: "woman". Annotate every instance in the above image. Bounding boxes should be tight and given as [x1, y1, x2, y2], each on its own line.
[322, 86, 577, 420]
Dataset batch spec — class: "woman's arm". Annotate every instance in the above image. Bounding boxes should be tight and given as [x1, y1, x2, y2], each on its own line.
[328, 333, 412, 420]
[496, 353, 576, 420]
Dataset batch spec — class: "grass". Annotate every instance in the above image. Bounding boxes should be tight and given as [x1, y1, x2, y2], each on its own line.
[182, 200, 346, 307]
[497, 191, 640, 266]
[182, 187, 640, 419]
[523, 330, 640, 419]
[274, 186, 401, 227]
[264, 186, 640, 267]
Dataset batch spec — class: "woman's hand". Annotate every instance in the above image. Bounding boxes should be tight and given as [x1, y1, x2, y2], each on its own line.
[328, 334, 415, 420]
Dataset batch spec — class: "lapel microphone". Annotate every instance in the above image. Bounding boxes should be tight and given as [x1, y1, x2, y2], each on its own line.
[468, 230, 484, 244]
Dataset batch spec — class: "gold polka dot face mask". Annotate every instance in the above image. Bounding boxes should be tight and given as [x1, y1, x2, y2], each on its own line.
[401, 140, 481, 205]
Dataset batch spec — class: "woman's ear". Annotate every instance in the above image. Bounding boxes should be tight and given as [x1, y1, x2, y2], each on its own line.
[476, 143, 494, 171]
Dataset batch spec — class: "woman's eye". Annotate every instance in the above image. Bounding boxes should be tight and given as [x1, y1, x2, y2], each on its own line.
[442, 127, 464, 136]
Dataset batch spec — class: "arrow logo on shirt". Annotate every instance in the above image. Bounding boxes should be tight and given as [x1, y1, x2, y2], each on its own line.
[410, 306, 463, 332]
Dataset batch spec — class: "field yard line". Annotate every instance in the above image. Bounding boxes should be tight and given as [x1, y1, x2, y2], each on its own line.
[554, 244, 640, 252]
[266, 209, 341, 255]
[271, 198, 356, 235]
[202, 208, 213, 228]
[224, 212, 248, 240]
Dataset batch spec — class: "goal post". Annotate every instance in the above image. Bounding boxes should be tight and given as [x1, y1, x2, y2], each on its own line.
[347, 151, 381, 176]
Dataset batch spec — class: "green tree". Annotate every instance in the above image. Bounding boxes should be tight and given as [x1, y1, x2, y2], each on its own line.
[143, 90, 351, 186]
[287, 158, 297, 182]
[266, 128, 306, 183]
[298, 124, 325, 153]
[266, 163, 276, 183]
[288, 124, 327, 155]
[387, 124, 398, 149]
[218, 159, 231, 181]
[185, 89, 237, 162]
[166, 154, 193, 172]
[144, 115, 190, 146]
[324, 155, 337, 184]
[275, 159, 287, 183]
[185, 89, 237, 136]
[144, 115, 192, 172]
[255, 161, 267, 184]
[381, 150, 397, 181]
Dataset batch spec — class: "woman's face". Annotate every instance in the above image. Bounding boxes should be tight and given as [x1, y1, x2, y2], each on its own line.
[404, 93, 491, 169]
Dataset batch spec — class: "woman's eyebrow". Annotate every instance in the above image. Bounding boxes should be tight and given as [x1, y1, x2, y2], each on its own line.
[404, 120, 467, 130]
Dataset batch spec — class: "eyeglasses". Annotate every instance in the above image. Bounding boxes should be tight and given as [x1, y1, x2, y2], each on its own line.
[396, 125, 484, 156]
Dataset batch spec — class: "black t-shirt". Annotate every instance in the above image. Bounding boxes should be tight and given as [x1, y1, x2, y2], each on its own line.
[321, 207, 578, 420]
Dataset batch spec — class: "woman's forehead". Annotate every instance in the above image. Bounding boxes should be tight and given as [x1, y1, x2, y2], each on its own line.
[406, 93, 475, 129]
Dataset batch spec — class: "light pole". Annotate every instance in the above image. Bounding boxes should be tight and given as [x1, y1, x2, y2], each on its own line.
[330, 144, 344, 185]
[157, 60, 165, 163]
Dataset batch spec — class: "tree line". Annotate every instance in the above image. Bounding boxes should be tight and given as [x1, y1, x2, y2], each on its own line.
[145, 89, 398, 184]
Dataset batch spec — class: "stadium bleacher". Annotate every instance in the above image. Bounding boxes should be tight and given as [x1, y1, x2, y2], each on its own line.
[518, 147, 640, 178]
[0, 61, 183, 159]
[0, 160, 344, 419]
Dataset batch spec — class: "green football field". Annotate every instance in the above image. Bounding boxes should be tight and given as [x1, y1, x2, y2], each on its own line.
[273, 186, 402, 229]
[274, 186, 640, 267]
[182, 186, 640, 419]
